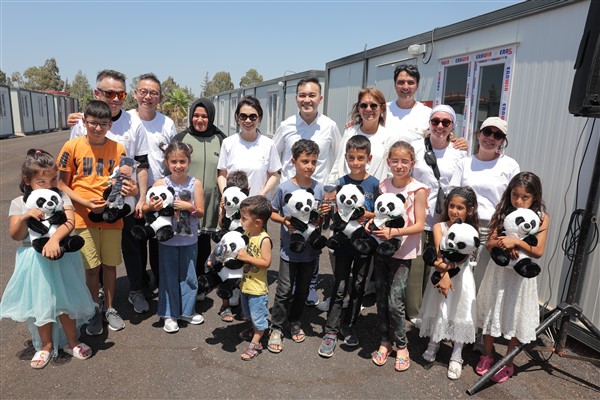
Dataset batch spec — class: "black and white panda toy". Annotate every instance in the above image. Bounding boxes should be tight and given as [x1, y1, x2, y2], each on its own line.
[366, 193, 406, 257]
[132, 186, 175, 242]
[24, 188, 85, 258]
[284, 188, 327, 253]
[423, 218, 480, 285]
[198, 230, 249, 298]
[327, 184, 368, 252]
[175, 189, 194, 236]
[211, 186, 249, 243]
[490, 208, 542, 278]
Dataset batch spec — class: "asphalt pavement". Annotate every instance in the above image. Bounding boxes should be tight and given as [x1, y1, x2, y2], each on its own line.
[0, 130, 598, 399]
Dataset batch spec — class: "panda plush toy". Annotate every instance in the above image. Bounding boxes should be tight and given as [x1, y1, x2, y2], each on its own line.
[423, 218, 480, 285]
[132, 186, 175, 242]
[24, 188, 85, 258]
[327, 184, 368, 252]
[174, 189, 194, 236]
[211, 186, 249, 243]
[89, 156, 138, 224]
[490, 208, 542, 278]
[366, 193, 406, 257]
[284, 188, 327, 253]
[198, 231, 249, 298]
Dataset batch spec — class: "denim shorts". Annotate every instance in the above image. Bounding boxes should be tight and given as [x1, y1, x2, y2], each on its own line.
[241, 293, 269, 331]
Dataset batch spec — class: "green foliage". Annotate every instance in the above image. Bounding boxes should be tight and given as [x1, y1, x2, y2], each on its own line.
[239, 69, 263, 87]
[9, 72, 24, 88]
[68, 70, 94, 111]
[22, 58, 64, 91]
[0, 69, 6, 85]
[202, 71, 234, 97]
[162, 87, 193, 128]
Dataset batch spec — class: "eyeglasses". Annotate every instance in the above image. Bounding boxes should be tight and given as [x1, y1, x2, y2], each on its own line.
[359, 102, 380, 110]
[430, 118, 452, 128]
[481, 127, 505, 140]
[239, 113, 259, 121]
[136, 89, 160, 98]
[395, 79, 417, 86]
[85, 120, 110, 129]
[388, 158, 413, 166]
[97, 89, 127, 100]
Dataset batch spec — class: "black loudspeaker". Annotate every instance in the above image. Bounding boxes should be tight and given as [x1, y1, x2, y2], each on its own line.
[569, 0, 600, 117]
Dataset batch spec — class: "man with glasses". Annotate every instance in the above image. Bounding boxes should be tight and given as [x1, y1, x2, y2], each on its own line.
[273, 77, 341, 307]
[128, 73, 177, 301]
[69, 69, 150, 330]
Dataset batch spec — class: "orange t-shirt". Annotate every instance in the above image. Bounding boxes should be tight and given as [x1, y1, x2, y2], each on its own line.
[57, 136, 127, 229]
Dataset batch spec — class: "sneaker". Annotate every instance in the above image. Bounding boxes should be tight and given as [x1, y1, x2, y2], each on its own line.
[340, 325, 359, 347]
[229, 288, 240, 307]
[317, 298, 330, 312]
[305, 289, 320, 306]
[128, 291, 149, 314]
[180, 313, 204, 325]
[163, 318, 179, 333]
[196, 292, 206, 301]
[447, 358, 463, 380]
[318, 334, 337, 358]
[491, 364, 514, 383]
[475, 355, 494, 376]
[104, 307, 125, 331]
[86, 308, 103, 336]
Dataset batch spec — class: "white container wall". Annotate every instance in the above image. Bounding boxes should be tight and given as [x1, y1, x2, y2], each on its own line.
[0, 85, 14, 137]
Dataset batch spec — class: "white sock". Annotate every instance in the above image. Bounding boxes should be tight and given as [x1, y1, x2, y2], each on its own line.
[452, 342, 464, 361]
[426, 340, 439, 355]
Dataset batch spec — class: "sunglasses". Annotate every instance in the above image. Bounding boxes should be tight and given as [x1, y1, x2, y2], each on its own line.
[481, 127, 506, 140]
[97, 89, 127, 100]
[239, 113, 259, 121]
[430, 118, 452, 128]
[359, 102, 379, 110]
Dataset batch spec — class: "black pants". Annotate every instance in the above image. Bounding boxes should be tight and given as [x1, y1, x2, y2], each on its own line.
[122, 214, 150, 292]
[270, 258, 313, 332]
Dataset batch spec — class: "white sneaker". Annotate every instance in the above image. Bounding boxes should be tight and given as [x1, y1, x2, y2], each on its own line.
[229, 288, 240, 307]
[181, 313, 204, 325]
[163, 318, 179, 333]
[317, 298, 330, 312]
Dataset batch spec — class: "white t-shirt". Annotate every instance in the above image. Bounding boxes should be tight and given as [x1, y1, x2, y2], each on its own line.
[217, 133, 282, 196]
[273, 112, 341, 184]
[412, 142, 467, 230]
[330, 124, 396, 183]
[70, 109, 149, 159]
[449, 154, 520, 221]
[127, 110, 177, 185]
[386, 100, 431, 143]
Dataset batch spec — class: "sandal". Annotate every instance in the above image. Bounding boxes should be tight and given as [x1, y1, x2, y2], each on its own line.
[475, 354, 494, 376]
[447, 358, 463, 380]
[30, 350, 51, 369]
[241, 342, 262, 361]
[218, 306, 234, 323]
[394, 349, 411, 372]
[491, 364, 514, 383]
[268, 329, 283, 353]
[63, 343, 92, 360]
[238, 328, 254, 342]
[290, 322, 305, 343]
[372, 343, 392, 366]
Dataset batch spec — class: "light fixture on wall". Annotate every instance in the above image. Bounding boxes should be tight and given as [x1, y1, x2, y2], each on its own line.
[278, 70, 298, 87]
[408, 44, 427, 57]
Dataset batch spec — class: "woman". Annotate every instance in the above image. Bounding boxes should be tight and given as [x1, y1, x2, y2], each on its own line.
[217, 96, 281, 197]
[173, 98, 226, 280]
[449, 117, 520, 288]
[331, 87, 394, 182]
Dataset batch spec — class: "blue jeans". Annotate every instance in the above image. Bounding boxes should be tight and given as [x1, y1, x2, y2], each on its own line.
[374, 255, 410, 349]
[241, 293, 269, 331]
[157, 243, 198, 319]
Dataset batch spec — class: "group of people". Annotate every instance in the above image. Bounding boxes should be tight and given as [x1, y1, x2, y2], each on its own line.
[0, 65, 550, 386]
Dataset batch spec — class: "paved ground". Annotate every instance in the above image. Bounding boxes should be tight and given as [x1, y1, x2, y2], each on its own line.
[1, 131, 599, 399]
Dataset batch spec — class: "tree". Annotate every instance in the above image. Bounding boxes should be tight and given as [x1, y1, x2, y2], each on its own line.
[200, 72, 210, 97]
[0, 69, 6, 85]
[161, 76, 179, 99]
[69, 70, 94, 111]
[203, 71, 234, 97]
[239, 69, 263, 87]
[9, 72, 24, 88]
[22, 58, 64, 91]
[162, 88, 193, 128]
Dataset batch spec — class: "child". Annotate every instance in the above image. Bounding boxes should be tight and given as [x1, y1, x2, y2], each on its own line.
[146, 141, 205, 333]
[216, 170, 249, 322]
[235, 196, 273, 360]
[476, 172, 550, 383]
[57, 100, 134, 334]
[318, 135, 379, 357]
[0, 149, 95, 368]
[369, 140, 428, 372]
[269, 139, 330, 353]
[418, 187, 480, 379]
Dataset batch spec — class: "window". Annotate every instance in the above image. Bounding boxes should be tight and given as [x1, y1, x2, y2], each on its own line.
[230, 97, 238, 129]
[219, 99, 225, 127]
[0, 93, 6, 118]
[38, 97, 45, 117]
[266, 91, 278, 136]
[436, 45, 515, 152]
[21, 95, 29, 117]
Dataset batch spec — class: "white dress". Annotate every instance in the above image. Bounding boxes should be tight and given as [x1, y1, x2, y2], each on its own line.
[418, 222, 477, 344]
[477, 254, 539, 344]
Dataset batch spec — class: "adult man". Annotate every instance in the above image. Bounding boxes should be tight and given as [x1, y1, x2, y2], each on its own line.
[128, 73, 177, 297]
[69, 69, 150, 328]
[273, 77, 341, 306]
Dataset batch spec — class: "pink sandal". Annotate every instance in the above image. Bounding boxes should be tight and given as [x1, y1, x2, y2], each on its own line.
[475, 355, 494, 375]
[491, 364, 514, 383]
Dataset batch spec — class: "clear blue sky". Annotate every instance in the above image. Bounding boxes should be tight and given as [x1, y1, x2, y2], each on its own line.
[1, 0, 520, 96]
